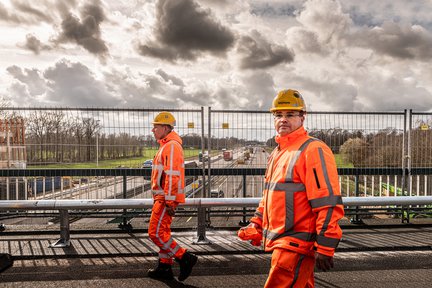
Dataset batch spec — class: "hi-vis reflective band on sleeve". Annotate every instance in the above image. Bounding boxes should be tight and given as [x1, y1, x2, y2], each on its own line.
[152, 190, 165, 196]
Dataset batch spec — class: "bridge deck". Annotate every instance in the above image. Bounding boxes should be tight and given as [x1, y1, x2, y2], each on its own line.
[1, 219, 432, 287]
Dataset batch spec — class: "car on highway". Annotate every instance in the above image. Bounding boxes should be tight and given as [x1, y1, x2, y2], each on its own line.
[210, 189, 224, 198]
[141, 159, 153, 168]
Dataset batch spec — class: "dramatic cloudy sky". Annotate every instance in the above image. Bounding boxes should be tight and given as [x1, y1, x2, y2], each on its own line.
[1, 0, 432, 111]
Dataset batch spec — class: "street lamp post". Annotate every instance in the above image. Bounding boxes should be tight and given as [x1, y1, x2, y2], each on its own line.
[96, 132, 99, 167]
[96, 120, 100, 167]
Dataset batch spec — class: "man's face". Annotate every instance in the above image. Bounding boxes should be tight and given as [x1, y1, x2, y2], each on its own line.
[273, 110, 304, 136]
[152, 124, 169, 140]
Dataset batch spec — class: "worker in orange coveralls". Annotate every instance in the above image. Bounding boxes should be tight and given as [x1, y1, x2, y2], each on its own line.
[147, 111, 197, 282]
[238, 90, 344, 287]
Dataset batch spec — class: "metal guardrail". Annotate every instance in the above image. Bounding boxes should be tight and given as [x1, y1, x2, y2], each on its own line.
[1, 196, 432, 248]
[1, 167, 432, 246]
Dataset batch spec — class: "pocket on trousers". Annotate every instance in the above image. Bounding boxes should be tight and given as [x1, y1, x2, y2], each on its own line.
[152, 200, 164, 215]
[272, 249, 300, 272]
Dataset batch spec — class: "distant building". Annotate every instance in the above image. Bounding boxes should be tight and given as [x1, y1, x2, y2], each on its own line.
[0, 118, 27, 200]
[0, 117, 26, 169]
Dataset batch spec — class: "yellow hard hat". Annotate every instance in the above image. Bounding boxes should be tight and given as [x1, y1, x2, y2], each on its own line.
[152, 111, 176, 127]
[270, 89, 306, 112]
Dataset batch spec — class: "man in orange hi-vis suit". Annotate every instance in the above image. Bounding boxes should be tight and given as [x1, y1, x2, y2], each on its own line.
[238, 90, 344, 287]
[147, 111, 197, 282]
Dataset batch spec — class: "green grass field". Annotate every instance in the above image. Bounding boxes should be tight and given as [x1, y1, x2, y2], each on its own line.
[28, 148, 202, 169]
[334, 154, 354, 168]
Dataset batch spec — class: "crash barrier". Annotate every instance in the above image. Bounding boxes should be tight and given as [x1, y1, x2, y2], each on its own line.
[1, 196, 432, 247]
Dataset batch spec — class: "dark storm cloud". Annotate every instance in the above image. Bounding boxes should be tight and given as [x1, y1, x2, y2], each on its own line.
[137, 0, 235, 61]
[56, 0, 108, 58]
[21, 34, 51, 55]
[354, 21, 432, 60]
[237, 30, 294, 70]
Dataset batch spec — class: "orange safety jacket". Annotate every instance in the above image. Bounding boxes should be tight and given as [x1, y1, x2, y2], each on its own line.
[251, 126, 344, 257]
[151, 131, 185, 206]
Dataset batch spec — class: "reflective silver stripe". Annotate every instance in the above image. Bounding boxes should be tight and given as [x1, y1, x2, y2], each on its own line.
[165, 195, 176, 201]
[318, 147, 334, 196]
[156, 206, 167, 252]
[316, 234, 340, 248]
[285, 138, 316, 182]
[285, 151, 301, 182]
[265, 182, 305, 231]
[153, 164, 164, 170]
[165, 170, 180, 176]
[162, 237, 174, 250]
[159, 253, 171, 259]
[254, 211, 263, 219]
[317, 147, 338, 238]
[155, 146, 165, 188]
[156, 206, 181, 258]
[319, 207, 334, 239]
[263, 229, 316, 242]
[309, 195, 343, 208]
[169, 244, 180, 256]
[291, 254, 305, 288]
[168, 143, 175, 197]
[266, 182, 305, 192]
[152, 190, 165, 195]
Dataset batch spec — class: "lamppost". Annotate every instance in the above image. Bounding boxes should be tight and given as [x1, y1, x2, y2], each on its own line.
[96, 120, 100, 167]
[96, 131, 99, 167]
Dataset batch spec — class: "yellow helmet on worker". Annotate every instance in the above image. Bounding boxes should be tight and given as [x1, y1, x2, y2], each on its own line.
[270, 89, 306, 112]
[152, 111, 176, 127]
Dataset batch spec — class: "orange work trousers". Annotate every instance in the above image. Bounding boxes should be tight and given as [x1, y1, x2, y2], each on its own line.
[264, 248, 315, 288]
[148, 200, 186, 264]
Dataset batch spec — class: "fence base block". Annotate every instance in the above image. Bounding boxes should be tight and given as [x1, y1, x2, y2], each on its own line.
[49, 238, 71, 248]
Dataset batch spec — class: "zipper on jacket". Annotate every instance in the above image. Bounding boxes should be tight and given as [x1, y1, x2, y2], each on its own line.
[313, 168, 321, 189]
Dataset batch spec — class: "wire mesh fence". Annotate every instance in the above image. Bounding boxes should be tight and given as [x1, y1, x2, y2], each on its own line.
[0, 107, 431, 201]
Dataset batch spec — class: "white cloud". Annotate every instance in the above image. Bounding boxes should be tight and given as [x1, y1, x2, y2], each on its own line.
[0, 0, 431, 112]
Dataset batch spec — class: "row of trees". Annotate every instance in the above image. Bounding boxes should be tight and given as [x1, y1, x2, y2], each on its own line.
[2, 110, 431, 167]
[340, 126, 432, 168]
[24, 111, 250, 165]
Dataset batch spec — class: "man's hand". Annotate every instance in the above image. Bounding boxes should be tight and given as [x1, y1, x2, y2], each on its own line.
[166, 205, 176, 216]
[315, 253, 334, 272]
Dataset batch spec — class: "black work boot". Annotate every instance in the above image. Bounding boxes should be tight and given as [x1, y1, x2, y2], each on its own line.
[147, 261, 174, 280]
[176, 251, 198, 281]
[0, 253, 13, 273]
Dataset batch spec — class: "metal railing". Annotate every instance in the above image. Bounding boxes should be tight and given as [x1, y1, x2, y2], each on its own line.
[1, 196, 432, 248]
[0, 167, 432, 247]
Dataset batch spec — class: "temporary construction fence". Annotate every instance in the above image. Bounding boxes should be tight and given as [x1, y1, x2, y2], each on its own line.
[0, 107, 431, 201]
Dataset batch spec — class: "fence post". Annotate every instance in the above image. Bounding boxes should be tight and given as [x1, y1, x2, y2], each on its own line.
[206, 106, 212, 227]
[239, 174, 248, 226]
[401, 109, 413, 223]
[194, 205, 210, 244]
[350, 175, 364, 224]
[119, 173, 132, 231]
[49, 209, 70, 248]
